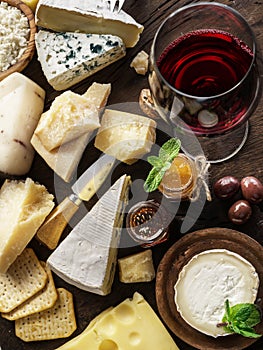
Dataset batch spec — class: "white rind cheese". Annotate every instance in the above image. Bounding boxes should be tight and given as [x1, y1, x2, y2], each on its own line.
[174, 249, 259, 337]
[35, 30, 126, 91]
[47, 175, 131, 295]
[35, 0, 144, 48]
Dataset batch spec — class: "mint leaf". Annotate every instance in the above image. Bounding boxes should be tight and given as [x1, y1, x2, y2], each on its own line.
[159, 138, 181, 163]
[147, 155, 164, 169]
[225, 299, 231, 322]
[232, 325, 262, 339]
[144, 167, 167, 192]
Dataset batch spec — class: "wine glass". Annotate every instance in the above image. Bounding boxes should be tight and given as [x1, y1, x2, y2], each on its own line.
[148, 2, 262, 163]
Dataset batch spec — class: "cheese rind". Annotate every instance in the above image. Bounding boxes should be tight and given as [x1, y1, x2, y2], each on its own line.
[0, 178, 54, 273]
[35, 30, 126, 91]
[35, 0, 144, 48]
[95, 109, 157, 164]
[47, 175, 131, 295]
[0, 72, 45, 175]
[174, 249, 259, 337]
[55, 292, 179, 350]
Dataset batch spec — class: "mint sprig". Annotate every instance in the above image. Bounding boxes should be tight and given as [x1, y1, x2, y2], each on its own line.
[218, 299, 262, 339]
[144, 138, 181, 192]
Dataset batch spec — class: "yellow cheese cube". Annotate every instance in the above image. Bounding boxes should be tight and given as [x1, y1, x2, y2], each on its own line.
[95, 109, 156, 164]
[55, 292, 179, 350]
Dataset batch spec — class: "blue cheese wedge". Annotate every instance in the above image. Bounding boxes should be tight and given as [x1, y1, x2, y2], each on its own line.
[174, 249, 259, 337]
[47, 175, 131, 295]
[35, 30, 126, 91]
[35, 0, 144, 48]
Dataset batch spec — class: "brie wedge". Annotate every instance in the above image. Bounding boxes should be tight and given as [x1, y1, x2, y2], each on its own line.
[174, 249, 259, 337]
[47, 175, 131, 295]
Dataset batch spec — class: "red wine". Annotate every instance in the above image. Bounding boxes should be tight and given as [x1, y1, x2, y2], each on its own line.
[158, 29, 253, 97]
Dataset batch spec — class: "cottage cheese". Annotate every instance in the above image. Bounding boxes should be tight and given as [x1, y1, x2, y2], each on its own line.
[0, 2, 30, 72]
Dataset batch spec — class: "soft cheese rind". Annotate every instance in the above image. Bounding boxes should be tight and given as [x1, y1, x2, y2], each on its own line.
[0, 178, 54, 273]
[35, 0, 144, 48]
[35, 30, 126, 90]
[174, 249, 259, 337]
[47, 175, 131, 295]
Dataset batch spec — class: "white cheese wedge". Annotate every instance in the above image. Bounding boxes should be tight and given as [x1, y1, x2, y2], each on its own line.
[174, 249, 259, 337]
[35, 30, 125, 91]
[55, 292, 179, 350]
[31, 82, 111, 182]
[0, 72, 45, 175]
[0, 178, 54, 273]
[35, 0, 144, 48]
[47, 175, 131, 295]
[95, 109, 157, 164]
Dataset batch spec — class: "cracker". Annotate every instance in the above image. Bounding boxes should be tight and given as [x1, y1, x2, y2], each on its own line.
[0, 248, 47, 313]
[15, 288, 77, 342]
[2, 262, 57, 320]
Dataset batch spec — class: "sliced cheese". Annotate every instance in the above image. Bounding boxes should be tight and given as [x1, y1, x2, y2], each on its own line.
[0, 72, 45, 175]
[55, 292, 179, 350]
[174, 249, 259, 337]
[35, 0, 143, 48]
[95, 109, 156, 164]
[0, 178, 54, 273]
[31, 82, 111, 182]
[47, 175, 131, 295]
[34, 90, 99, 151]
[35, 30, 126, 91]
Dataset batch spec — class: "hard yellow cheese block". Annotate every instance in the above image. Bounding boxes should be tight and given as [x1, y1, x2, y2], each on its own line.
[95, 109, 156, 164]
[55, 292, 179, 350]
[0, 178, 54, 273]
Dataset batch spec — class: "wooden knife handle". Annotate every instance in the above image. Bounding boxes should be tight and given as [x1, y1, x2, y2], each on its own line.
[36, 195, 81, 250]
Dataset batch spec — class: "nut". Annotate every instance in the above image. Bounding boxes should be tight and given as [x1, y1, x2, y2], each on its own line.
[139, 89, 160, 119]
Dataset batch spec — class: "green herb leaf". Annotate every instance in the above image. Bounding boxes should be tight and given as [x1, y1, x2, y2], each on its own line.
[144, 166, 167, 192]
[232, 325, 262, 339]
[147, 155, 164, 169]
[159, 138, 181, 163]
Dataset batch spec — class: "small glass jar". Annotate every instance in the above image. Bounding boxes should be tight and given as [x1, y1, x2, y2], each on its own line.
[158, 153, 197, 201]
[126, 200, 171, 247]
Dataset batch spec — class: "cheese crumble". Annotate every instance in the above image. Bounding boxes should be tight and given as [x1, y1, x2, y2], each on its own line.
[0, 2, 30, 72]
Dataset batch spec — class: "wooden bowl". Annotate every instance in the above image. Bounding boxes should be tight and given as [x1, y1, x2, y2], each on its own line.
[156, 227, 263, 350]
[0, 0, 36, 81]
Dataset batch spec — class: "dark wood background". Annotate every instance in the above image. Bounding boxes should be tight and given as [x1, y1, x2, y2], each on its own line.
[0, 0, 262, 349]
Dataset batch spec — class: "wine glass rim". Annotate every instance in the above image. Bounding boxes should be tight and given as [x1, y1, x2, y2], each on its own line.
[151, 1, 257, 100]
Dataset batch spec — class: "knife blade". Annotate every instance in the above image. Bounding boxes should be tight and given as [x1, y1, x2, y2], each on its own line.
[36, 154, 115, 250]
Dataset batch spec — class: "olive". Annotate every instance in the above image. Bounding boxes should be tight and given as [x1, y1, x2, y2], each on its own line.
[228, 200, 252, 225]
[213, 176, 240, 199]
[241, 176, 263, 204]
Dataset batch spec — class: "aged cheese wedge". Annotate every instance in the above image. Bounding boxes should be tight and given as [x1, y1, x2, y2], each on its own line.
[0, 72, 45, 175]
[35, 30, 126, 91]
[0, 178, 54, 273]
[174, 249, 259, 337]
[31, 82, 111, 182]
[47, 175, 131, 295]
[35, 0, 144, 48]
[55, 292, 179, 350]
[95, 109, 156, 164]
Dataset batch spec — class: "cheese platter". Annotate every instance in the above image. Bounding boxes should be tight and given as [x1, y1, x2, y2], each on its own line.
[0, 0, 263, 350]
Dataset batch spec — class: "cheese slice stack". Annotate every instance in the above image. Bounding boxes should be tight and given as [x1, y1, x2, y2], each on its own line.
[48, 175, 131, 295]
[55, 292, 179, 350]
[174, 249, 259, 337]
[35, 30, 125, 91]
[35, 0, 144, 48]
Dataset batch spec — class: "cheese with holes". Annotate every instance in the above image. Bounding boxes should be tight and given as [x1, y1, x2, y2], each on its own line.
[0, 178, 54, 273]
[174, 249, 259, 337]
[35, 0, 143, 48]
[95, 109, 156, 164]
[31, 82, 111, 182]
[48, 175, 131, 295]
[35, 30, 125, 91]
[0, 72, 45, 175]
[34, 90, 99, 151]
[55, 292, 179, 350]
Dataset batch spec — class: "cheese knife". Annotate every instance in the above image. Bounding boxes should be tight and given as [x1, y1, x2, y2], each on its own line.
[36, 154, 115, 250]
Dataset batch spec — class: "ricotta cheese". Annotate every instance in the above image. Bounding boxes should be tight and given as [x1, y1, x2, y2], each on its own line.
[174, 249, 259, 337]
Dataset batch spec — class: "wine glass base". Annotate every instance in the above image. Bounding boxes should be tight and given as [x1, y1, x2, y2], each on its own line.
[174, 121, 249, 164]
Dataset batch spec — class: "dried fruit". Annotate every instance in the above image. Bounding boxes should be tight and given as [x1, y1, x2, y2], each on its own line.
[241, 176, 263, 204]
[213, 176, 240, 199]
[228, 200, 252, 225]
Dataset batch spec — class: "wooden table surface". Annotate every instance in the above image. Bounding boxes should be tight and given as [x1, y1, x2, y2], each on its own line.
[0, 1, 262, 349]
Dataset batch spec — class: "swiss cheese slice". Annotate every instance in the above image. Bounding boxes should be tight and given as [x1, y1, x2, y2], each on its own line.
[47, 175, 131, 295]
[55, 292, 179, 350]
[95, 109, 156, 164]
[174, 249, 259, 337]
